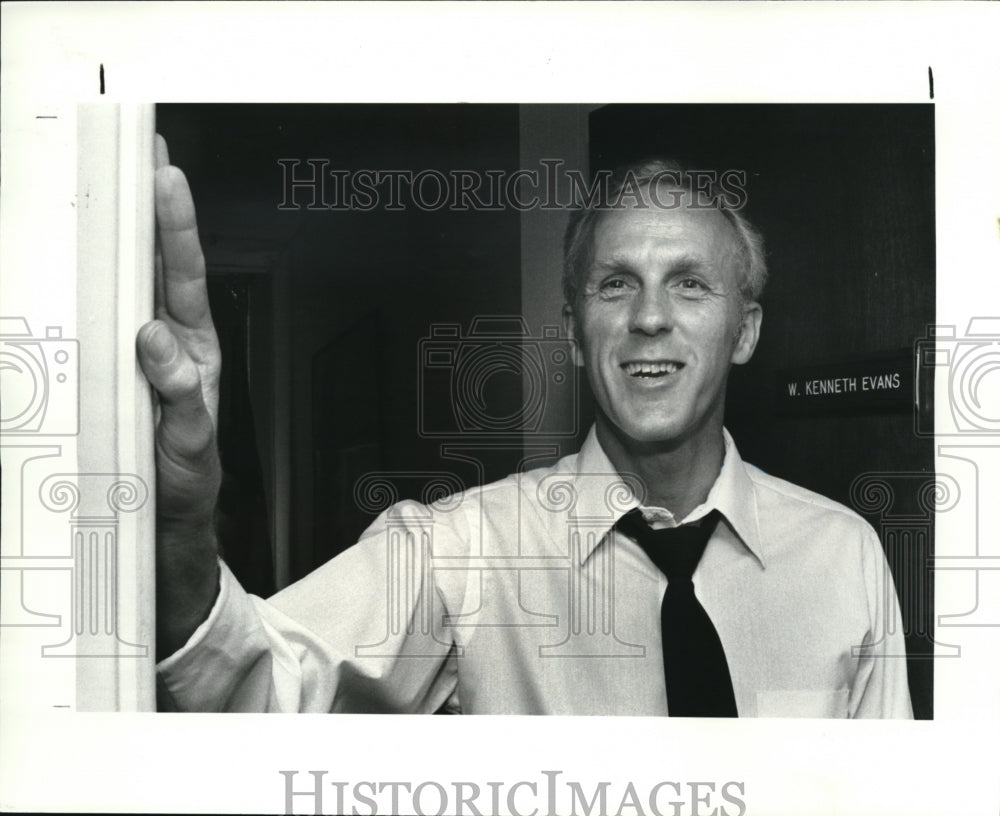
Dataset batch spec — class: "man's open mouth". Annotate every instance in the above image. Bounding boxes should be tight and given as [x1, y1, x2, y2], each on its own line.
[621, 361, 684, 378]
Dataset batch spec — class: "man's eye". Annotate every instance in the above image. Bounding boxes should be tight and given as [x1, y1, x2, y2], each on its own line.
[676, 278, 710, 294]
[599, 278, 629, 292]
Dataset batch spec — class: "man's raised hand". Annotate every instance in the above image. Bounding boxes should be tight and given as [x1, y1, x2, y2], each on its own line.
[136, 136, 222, 658]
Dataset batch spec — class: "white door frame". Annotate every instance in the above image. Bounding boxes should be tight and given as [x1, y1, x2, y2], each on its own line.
[1, 103, 156, 712]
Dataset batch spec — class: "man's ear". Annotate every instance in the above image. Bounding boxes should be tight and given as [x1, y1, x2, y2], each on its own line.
[731, 301, 762, 366]
[562, 303, 585, 367]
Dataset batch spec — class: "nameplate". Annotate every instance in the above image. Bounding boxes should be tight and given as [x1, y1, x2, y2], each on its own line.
[775, 349, 913, 415]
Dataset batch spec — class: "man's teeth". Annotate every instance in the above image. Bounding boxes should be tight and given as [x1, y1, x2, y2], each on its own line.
[623, 361, 681, 377]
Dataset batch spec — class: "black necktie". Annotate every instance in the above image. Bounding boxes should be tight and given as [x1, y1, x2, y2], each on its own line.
[615, 508, 738, 717]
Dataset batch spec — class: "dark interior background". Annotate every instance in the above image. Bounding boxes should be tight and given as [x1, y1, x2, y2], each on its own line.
[157, 104, 523, 585]
[156, 103, 935, 719]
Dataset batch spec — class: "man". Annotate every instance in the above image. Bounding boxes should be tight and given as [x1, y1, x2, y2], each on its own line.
[141, 141, 912, 717]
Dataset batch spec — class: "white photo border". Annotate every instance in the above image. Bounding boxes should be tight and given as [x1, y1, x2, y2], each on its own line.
[2, 3, 999, 815]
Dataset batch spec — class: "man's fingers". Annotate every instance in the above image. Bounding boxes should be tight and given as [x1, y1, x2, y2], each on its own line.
[154, 133, 170, 170]
[154, 202, 166, 318]
[155, 165, 212, 331]
[137, 320, 216, 457]
[153, 134, 169, 316]
[154, 244, 167, 319]
[144, 141, 224, 564]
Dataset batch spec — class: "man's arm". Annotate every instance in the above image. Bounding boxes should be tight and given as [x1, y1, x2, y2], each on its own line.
[137, 139, 461, 712]
[849, 526, 914, 719]
[157, 507, 460, 713]
[136, 136, 222, 660]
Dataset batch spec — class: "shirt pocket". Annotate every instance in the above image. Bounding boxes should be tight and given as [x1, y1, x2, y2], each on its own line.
[755, 688, 849, 718]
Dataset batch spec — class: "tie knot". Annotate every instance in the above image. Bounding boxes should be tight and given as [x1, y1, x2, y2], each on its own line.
[615, 509, 721, 584]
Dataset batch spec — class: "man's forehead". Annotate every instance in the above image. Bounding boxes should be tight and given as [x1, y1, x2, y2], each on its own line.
[591, 195, 742, 262]
[591, 250, 715, 276]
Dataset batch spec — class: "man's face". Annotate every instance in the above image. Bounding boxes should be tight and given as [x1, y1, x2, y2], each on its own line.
[564, 191, 761, 450]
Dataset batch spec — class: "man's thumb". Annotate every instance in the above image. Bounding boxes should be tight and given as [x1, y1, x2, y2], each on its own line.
[137, 320, 214, 456]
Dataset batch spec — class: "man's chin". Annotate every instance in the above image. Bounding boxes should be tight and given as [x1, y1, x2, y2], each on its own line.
[600, 415, 689, 451]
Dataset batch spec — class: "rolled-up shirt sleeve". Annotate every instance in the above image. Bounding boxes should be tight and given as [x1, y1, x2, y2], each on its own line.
[156, 501, 462, 713]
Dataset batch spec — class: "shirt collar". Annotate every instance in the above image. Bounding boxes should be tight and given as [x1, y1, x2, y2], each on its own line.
[567, 425, 766, 568]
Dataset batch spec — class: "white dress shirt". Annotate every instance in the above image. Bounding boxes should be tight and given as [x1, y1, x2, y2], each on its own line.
[158, 426, 913, 718]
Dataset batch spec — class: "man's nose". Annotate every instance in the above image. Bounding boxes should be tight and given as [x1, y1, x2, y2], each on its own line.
[629, 288, 674, 335]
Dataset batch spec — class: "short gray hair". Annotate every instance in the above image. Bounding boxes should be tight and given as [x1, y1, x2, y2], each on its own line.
[562, 158, 768, 307]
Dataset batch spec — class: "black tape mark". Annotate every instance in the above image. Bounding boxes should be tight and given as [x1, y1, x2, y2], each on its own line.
[100, 63, 105, 95]
[928, 66, 934, 100]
